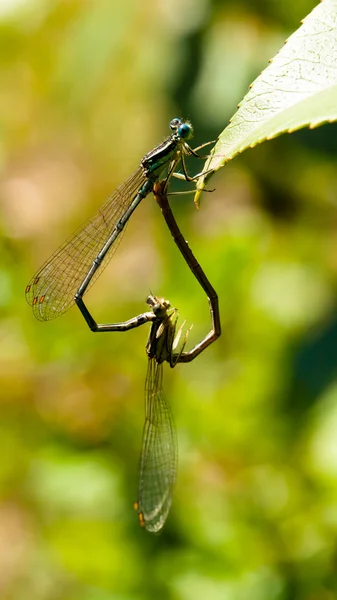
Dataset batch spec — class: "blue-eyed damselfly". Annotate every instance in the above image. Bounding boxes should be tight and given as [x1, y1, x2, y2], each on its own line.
[25, 118, 208, 322]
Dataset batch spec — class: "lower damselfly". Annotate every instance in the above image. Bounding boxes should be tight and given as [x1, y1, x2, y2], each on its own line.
[25, 118, 210, 322]
[134, 286, 218, 533]
[133, 295, 183, 533]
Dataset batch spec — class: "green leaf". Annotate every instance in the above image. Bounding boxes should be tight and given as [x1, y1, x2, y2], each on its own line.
[195, 0, 337, 204]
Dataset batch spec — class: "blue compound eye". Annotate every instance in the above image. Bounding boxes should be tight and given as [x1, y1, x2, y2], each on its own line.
[170, 118, 181, 131]
[178, 122, 193, 139]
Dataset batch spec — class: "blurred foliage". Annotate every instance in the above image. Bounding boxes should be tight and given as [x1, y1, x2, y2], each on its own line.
[0, 0, 337, 599]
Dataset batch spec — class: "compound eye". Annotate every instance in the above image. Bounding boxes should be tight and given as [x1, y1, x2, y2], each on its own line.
[178, 122, 193, 139]
[146, 295, 156, 307]
[170, 117, 181, 131]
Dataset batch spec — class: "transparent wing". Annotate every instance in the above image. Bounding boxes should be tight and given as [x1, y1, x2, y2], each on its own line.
[135, 358, 177, 533]
[25, 167, 147, 321]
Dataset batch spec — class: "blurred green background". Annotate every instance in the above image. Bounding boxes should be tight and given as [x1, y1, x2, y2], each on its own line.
[1, 0, 337, 598]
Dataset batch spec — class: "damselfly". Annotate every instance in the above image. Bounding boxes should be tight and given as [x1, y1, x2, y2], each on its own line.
[133, 295, 184, 533]
[134, 286, 218, 533]
[25, 118, 208, 322]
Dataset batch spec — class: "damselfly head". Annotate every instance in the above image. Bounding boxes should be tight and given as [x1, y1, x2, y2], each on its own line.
[146, 294, 171, 316]
[169, 117, 193, 140]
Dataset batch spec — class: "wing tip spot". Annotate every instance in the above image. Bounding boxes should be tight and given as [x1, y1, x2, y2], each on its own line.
[33, 295, 45, 305]
[133, 501, 145, 528]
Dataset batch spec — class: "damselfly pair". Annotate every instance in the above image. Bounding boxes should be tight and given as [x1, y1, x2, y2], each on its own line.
[26, 119, 221, 532]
